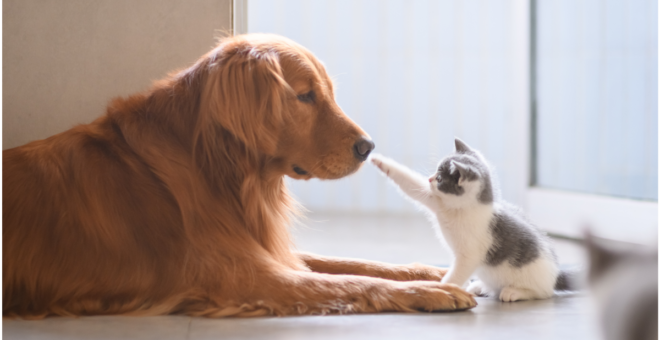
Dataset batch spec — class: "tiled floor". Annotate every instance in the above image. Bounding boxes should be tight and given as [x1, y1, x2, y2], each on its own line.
[4, 213, 599, 340]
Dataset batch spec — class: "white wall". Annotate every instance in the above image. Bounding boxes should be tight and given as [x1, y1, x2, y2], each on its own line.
[3, 0, 232, 149]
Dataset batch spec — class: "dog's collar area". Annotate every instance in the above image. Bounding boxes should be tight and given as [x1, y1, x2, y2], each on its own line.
[293, 166, 308, 175]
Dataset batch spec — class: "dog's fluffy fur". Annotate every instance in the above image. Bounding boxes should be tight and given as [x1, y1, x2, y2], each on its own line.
[3, 34, 476, 318]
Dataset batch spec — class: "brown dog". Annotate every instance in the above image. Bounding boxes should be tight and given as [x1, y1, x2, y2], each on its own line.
[3, 34, 476, 318]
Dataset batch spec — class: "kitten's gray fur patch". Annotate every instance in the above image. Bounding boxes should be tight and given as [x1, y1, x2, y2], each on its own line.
[450, 161, 478, 181]
[436, 157, 465, 196]
[485, 208, 543, 268]
[477, 171, 494, 203]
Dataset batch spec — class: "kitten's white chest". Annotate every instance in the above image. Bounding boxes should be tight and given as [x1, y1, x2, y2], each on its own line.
[431, 203, 493, 256]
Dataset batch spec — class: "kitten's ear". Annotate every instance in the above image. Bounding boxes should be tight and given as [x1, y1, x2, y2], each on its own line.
[450, 160, 477, 184]
[455, 138, 473, 154]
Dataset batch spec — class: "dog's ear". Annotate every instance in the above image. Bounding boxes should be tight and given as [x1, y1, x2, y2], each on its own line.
[200, 46, 291, 155]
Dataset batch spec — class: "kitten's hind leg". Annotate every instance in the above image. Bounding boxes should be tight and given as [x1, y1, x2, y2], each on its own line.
[499, 287, 545, 302]
[467, 280, 490, 297]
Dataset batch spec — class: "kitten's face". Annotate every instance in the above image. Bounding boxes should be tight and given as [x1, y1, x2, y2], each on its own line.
[429, 156, 482, 204]
[428, 138, 494, 206]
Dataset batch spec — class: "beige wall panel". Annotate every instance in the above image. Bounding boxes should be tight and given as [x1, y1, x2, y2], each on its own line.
[3, 0, 232, 149]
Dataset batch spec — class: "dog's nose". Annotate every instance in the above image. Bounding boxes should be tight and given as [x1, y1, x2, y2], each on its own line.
[353, 137, 375, 162]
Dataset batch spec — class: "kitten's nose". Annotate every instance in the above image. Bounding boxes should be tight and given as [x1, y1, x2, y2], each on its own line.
[353, 137, 375, 162]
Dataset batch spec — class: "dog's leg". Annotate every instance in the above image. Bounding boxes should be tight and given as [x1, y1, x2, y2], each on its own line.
[200, 270, 475, 317]
[297, 252, 447, 282]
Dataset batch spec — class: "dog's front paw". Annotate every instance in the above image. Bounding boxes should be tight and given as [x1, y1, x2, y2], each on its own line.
[392, 281, 477, 312]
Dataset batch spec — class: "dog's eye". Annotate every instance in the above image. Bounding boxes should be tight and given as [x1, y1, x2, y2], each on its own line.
[297, 91, 315, 104]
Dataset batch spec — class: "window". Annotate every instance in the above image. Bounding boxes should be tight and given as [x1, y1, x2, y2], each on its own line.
[529, 0, 658, 243]
[535, 0, 657, 201]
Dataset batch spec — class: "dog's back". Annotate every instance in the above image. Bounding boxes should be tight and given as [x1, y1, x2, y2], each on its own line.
[3, 117, 188, 317]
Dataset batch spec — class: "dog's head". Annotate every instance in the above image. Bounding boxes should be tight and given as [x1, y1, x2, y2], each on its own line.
[198, 34, 373, 180]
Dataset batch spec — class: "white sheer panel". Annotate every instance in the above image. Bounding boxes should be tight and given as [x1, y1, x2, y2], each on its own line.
[249, 0, 528, 213]
[536, 0, 658, 201]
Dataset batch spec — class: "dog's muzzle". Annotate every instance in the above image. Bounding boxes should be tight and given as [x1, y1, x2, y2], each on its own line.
[353, 137, 375, 162]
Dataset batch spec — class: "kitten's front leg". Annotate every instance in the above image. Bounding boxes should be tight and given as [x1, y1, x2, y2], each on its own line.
[466, 280, 490, 297]
[440, 255, 482, 289]
[370, 154, 435, 208]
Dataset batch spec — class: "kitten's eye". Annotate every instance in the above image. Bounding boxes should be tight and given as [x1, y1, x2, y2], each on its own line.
[297, 90, 315, 104]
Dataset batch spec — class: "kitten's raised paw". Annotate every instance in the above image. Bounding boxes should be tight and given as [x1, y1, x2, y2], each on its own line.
[369, 153, 391, 175]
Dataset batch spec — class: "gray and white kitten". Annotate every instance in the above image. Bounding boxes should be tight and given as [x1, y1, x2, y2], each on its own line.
[371, 138, 571, 301]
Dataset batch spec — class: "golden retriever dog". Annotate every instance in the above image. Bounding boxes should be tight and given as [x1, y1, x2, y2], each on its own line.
[3, 34, 476, 318]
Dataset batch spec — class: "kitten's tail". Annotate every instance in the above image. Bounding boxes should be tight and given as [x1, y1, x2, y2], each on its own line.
[554, 268, 583, 291]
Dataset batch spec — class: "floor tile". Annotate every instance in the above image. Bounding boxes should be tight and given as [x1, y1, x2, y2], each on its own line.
[3, 316, 191, 340]
[188, 294, 599, 340]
